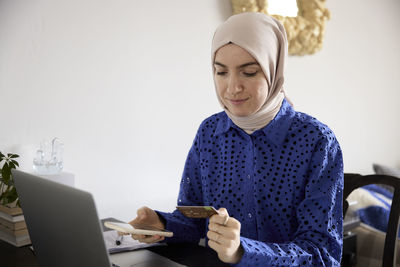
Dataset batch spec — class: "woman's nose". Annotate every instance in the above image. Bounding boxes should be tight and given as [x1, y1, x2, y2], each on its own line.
[226, 75, 243, 95]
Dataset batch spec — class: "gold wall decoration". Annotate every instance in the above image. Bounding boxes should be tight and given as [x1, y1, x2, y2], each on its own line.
[230, 0, 330, 56]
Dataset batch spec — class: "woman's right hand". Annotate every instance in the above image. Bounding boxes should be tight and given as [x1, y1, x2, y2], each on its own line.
[129, 206, 165, 244]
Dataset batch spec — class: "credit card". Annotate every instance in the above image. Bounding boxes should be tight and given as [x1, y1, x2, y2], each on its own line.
[176, 206, 219, 218]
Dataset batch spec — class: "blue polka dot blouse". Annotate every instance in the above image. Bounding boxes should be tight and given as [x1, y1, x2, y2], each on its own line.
[157, 99, 344, 266]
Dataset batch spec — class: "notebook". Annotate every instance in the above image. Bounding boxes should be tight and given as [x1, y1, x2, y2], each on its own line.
[12, 170, 183, 267]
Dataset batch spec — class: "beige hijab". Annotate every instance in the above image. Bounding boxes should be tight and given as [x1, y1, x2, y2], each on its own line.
[211, 12, 288, 134]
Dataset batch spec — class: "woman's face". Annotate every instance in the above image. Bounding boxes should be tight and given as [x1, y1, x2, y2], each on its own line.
[214, 44, 269, 117]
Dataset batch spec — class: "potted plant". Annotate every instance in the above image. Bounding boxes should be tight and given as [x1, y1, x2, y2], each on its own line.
[0, 151, 31, 247]
[0, 152, 21, 210]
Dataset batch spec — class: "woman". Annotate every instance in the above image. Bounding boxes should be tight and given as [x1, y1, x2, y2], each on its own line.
[129, 12, 343, 266]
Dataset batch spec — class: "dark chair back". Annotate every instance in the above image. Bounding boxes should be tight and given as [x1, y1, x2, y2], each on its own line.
[343, 173, 400, 267]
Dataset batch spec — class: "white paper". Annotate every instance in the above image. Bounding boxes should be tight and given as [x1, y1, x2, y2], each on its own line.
[103, 230, 163, 254]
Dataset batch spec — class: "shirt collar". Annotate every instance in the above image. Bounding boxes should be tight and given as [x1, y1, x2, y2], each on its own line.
[214, 99, 296, 146]
[259, 99, 296, 146]
[214, 112, 233, 136]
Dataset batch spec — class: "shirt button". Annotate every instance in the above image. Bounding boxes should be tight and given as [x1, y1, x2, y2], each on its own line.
[247, 174, 251, 179]
[248, 213, 252, 219]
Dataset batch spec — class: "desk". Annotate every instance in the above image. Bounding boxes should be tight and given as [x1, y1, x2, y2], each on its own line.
[0, 236, 229, 267]
[0, 238, 38, 267]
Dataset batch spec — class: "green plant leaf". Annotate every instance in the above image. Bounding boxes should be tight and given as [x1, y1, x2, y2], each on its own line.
[1, 187, 9, 204]
[0, 185, 18, 206]
[7, 153, 19, 158]
[0, 151, 20, 206]
[2, 183, 10, 193]
[9, 162, 16, 169]
[0, 185, 19, 206]
[11, 160, 19, 167]
[7, 187, 18, 203]
[1, 190, 10, 204]
[1, 165, 11, 184]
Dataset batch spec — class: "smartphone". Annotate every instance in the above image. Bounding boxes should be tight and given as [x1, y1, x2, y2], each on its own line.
[176, 206, 219, 218]
[104, 221, 173, 237]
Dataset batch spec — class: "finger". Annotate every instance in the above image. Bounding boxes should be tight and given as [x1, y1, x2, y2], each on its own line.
[208, 239, 223, 253]
[137, 206, 152, 218]
[132, 235, 165, 244]
[208, 222, 225, 234]
[207, 230, 228, 246]
[218, 207, 229, 218]
[209, 214, 229, 226]
[131, 233, 162, 240]
[135, 234, 164, 244]
[208, 223, 236, 239]
[210, 208, 230, 225]
[210, 216, 241, 230]
[131, 234, 146, 240]
[141, 235, 164, 243]
[129, 206, 149, 225]
[208, 220, 235, 234]
[207, 230, 219, 242]
[137, 206, 148, 219]
[219, 208, 229, 226]
[117, 231, 129, 236]
[208, 225, 239, 245]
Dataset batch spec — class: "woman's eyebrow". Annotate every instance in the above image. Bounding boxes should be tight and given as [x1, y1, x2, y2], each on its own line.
[213, 61, 227, 68]
[238, 62, 259, 68]
[213, 61, 259, 68]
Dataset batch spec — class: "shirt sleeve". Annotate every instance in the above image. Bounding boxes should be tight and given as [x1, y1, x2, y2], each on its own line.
[236, 138, 344, 267]
[156, 130, 207, 244]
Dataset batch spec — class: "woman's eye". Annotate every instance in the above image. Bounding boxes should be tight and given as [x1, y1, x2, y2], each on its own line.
[243, 71, 258, 77]
[216, 71, 227, 76]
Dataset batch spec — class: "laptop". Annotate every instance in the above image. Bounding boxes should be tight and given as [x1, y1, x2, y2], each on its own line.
[13, 170, 184, 267]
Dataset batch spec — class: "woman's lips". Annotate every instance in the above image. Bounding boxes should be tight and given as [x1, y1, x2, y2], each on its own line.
[227, 98, 248, 105]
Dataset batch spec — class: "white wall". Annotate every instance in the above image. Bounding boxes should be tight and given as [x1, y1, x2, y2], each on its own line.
[285, 0, 400, 174]
[1, 0, 399, 221]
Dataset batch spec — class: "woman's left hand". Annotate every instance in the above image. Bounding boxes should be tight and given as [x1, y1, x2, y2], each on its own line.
[207, 208, 244, 264]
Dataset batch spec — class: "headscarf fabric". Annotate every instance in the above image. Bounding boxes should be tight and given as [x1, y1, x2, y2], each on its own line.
[211, 12, 288, 134]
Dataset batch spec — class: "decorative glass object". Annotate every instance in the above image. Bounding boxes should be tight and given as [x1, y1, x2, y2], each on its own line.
[33, 138, 64, 175]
